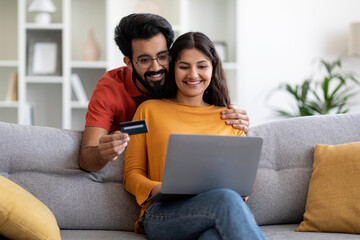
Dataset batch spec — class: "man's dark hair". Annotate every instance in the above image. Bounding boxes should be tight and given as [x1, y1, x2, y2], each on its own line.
[114, 13, 174, 58]
[160, 32, 231, 107]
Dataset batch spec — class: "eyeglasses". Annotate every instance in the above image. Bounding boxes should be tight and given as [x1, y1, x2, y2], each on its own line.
[133, 52, 171, 69]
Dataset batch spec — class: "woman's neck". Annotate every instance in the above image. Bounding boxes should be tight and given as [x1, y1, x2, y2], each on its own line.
[170, 94, 210, 107]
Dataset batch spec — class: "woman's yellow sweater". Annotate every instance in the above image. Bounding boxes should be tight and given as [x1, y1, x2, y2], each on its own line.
[123, 99, 245, 232]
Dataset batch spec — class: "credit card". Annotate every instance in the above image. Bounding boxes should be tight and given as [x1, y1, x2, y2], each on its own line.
[119, 119, 148, 135]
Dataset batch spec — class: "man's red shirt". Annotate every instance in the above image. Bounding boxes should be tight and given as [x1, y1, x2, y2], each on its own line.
[85, 66, 148, 132]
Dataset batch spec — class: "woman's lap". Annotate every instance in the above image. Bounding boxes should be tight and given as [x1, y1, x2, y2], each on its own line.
[142, 188, 266, 240]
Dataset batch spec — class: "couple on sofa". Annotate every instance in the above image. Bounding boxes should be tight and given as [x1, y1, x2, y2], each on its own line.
[78, 13, 265, 240]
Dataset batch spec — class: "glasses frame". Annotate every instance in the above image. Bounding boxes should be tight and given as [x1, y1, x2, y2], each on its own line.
[133, 52, 172, 69]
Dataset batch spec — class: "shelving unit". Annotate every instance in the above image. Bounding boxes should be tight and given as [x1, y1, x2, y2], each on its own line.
[0, 0, 239, 129]
[0, 0, 108, 129]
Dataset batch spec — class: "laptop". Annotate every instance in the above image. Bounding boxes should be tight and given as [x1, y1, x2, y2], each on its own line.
[148, 133, 263, 202]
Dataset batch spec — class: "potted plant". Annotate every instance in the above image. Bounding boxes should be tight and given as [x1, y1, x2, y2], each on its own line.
[270, 58, 360, 117]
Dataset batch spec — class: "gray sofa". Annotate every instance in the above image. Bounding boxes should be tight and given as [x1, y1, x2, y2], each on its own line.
[1, 113, 360, 240]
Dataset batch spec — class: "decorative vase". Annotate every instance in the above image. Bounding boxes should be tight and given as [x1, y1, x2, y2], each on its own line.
[82, 29, 100, 61]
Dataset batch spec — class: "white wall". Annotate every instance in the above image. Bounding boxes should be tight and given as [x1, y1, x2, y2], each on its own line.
[237, 0, 360, 126]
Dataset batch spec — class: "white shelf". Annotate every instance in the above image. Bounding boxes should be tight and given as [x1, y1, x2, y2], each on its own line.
[0, 60, 18, 67]
[71, 61, 107, 69]
[26, 76, 63, 84]
[71, 101, 89, 109]
[25, 23, 64, 30]
[0, 101, 19, 108]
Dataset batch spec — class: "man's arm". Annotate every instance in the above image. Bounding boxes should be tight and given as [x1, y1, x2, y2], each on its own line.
[222, 105, 250, 133]
[78, 126, 130, 172]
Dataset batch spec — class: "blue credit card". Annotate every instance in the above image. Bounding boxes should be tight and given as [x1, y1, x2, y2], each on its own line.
[119, 119, 148, 135]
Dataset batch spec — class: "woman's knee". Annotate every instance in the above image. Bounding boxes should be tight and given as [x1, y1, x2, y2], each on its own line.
[200, 188, 244, 208]
[208, 188, 241, 200]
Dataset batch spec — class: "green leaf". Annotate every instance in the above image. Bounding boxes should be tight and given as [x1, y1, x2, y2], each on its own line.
[312, 89, 321, 101]
[322, 77, 330, 102]
[274, 109, 297, 118]
[308, 101, 323, 114]
[349, 75, 360, 85]
[334, 58, 341, 68]
[321, 59, 332, 75]
[300, 80, 311, 103]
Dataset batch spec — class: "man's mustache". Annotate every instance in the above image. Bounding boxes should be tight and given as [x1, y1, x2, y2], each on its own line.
[144, 69, 167, 78]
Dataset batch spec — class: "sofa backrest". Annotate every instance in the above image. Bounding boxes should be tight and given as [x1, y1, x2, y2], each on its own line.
[247, 113, 360, 225]
[0, 122, 139, 231]
[1, 113, 359, 230]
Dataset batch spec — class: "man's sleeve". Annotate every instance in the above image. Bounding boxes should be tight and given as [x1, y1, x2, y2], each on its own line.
[85, 83, 117, 131]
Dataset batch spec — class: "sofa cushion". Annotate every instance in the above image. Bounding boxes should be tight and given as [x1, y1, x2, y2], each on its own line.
[296, 142, 360, 233]
[260, 224, 360, 240]
[246, 113, 360, 226]
[61, 230, 147, 240]
[0, 176, 61, 240]
[0, 122, 140, 231]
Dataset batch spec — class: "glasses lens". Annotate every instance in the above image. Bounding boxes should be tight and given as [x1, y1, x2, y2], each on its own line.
[157, 53, 170, 65]
[135, 53, 171, 68]
[137, 56, 151, 68]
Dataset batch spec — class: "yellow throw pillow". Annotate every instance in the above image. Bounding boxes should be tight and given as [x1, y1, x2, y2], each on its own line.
[296, 141, 360, 234]
[0, 176, 61, 240]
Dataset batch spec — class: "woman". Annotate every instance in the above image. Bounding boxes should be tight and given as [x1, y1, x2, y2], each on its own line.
[124, 32, 266, 240]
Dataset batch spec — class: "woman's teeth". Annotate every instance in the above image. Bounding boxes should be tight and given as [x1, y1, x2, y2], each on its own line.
[186, 81, 201, 85]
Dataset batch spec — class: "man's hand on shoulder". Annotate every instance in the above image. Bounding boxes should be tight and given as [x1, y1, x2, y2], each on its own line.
[98, 131, 130, 162]
[221, 105, 250, 134]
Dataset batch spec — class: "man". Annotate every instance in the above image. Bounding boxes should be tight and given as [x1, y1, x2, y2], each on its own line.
[79, 13, 250, 172]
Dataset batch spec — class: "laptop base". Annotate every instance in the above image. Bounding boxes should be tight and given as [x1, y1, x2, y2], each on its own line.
[148, 193, 194, 202]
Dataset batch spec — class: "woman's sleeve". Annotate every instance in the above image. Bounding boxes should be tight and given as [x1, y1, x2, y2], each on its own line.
[123, 106, 161, 207]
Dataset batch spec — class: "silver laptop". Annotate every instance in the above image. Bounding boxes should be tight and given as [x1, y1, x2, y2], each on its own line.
[148, 133, 263, 202]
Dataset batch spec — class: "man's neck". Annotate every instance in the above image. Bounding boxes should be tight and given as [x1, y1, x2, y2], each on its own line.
[134, 78, 149, 94]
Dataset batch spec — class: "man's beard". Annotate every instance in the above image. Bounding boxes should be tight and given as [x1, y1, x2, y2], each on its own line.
[132, 68, 167, 95]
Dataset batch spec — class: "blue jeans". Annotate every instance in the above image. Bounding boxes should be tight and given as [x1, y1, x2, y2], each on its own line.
[142, 189, 267, 240]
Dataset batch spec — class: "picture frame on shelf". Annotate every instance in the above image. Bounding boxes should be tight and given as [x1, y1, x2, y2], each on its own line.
[213, 41, 227, 62]
[26, 30, 62, 76]
[32, 42, 57, 74]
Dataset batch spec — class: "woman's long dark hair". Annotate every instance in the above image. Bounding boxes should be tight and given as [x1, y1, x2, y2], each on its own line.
[159, 32, 231, 107]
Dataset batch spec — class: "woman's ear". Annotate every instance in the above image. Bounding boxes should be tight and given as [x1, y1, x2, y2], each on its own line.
[123, 57, 133, 71]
